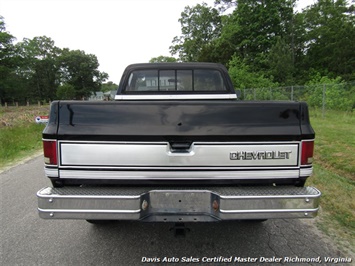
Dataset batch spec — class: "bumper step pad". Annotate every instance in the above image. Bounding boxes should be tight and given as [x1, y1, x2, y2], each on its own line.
[37, 186, 321, 221]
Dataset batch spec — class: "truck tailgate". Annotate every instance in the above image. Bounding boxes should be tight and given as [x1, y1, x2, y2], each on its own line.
[44, 100, 314, 141]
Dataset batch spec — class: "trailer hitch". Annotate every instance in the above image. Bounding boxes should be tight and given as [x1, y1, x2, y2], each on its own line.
[170, 223, 190, 237]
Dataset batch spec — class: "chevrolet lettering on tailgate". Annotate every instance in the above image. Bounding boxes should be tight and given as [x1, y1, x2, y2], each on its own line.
[230, 150, 292, 160]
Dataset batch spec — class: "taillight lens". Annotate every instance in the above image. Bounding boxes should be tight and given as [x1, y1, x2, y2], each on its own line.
[43, 140, 57, 165]
[301, 140, 314, 165]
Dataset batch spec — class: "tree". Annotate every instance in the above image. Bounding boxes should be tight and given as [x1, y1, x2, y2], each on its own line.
[191, 1, 298, 71]
[0, 16, 15, 61]
[15, 36, 61, 101]
[289, 11, 309, 85]
[232, 0, 295, 71]
[228, 55, 278, 92]
[59, 49, 108, 99]
[214, 0, 238, 12]
[267, 37, 294, 85]
[101, 81, 118, 92]
[302, 0, 355, 81]
[170, 3, 222, 61]
[149, 56, 177, 63]
[0, 16, 19, 104]
[0, 16, 110, 103]
[197, 14, 239, 65]
[56, 83, 76, 100]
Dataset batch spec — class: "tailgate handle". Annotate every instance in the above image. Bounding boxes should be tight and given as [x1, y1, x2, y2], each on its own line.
[170, 142, 192, 150]
[169, 142, 193, 155]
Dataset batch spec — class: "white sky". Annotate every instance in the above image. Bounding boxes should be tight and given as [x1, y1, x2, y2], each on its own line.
[1, 0, 313, 84]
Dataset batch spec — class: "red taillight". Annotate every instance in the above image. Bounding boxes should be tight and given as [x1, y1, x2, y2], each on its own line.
[301, 140, 314, 165]
[43, 140, 57, 165]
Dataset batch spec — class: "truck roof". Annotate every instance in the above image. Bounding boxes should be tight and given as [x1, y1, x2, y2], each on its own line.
[123, 62, 228, 70]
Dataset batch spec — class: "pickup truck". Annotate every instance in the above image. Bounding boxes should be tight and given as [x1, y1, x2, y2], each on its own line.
[37, 62, 320, 224]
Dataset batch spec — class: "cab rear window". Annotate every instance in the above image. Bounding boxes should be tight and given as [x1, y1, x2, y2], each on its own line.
[124, 69, 227, 92]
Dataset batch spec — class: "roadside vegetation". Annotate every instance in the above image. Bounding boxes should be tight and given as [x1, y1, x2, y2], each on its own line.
[308, 109, 355, 255]
[0, 106, 48, 169]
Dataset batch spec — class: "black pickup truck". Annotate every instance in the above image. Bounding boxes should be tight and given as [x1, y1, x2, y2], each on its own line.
[37, 62, 320, 223]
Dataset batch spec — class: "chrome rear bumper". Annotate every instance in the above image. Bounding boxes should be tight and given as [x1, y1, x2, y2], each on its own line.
[37, 186, 321, 221]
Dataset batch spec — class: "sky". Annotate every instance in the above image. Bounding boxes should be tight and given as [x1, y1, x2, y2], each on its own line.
[1, 0, 314, 84]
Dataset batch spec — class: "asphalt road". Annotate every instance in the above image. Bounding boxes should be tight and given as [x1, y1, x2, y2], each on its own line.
[0, 155, 350, 266]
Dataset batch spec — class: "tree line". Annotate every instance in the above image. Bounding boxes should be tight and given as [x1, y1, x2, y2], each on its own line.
[150, 0, 355, 107]
[0, 17, 118, 104]
[2, 0, 354, 106]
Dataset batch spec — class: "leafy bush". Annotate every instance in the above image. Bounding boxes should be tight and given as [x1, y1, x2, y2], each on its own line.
[306, 73, 354, 111]
[228, 55, 279, 100]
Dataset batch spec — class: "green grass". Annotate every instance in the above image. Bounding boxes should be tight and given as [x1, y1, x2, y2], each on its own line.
[307, 109, 355, 254]
[0, 105, 48, 169]
[310, 109, 355, 180]
[0, 123, 45, 168]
